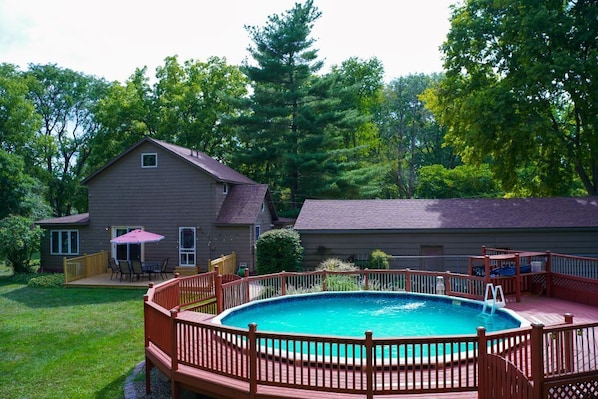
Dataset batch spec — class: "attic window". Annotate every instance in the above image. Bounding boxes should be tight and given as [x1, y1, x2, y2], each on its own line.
[142, 153, 157, 168]
[223, 183, 228, 194]
[261, 202, 265, 213]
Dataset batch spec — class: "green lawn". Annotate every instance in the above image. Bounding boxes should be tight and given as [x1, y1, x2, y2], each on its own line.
[0, 273, 147, 398]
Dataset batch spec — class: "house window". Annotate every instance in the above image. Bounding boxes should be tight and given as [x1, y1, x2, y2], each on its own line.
[179, 227, 196, 266]
[223, 183, 228, 194]
[255, 225, 261, 240]
[261, 202, 265, 213]
[141, 153, 157, 168]
[112, 227, 141, 261]
[50, 230, 79, 255]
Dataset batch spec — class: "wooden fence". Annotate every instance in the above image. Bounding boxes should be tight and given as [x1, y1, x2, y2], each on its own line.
[63, 251, 108, 282]
[143, 265, 598, 398]
[208, 252, 237, 275]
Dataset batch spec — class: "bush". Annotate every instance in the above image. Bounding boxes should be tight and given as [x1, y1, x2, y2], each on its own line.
[317, 258, 360, 291]
[368, 249, 390, 269]
[27, 273, 64, 287]
[316, 258, 358, 272]
[0, 215, 43, 274]
[256, 228, 303, 275]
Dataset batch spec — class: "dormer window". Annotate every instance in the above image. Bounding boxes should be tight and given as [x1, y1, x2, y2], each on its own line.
[223, 183, 228, 194]
[142, 153, 157, 168]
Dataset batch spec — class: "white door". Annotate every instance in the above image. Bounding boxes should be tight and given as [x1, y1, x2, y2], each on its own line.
[179, 227, 196, 266]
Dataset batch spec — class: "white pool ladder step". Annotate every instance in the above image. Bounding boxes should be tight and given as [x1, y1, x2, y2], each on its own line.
[482, 283, 505, 315]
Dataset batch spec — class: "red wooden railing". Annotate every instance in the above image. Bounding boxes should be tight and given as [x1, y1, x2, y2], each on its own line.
[144, 254, 598, 399]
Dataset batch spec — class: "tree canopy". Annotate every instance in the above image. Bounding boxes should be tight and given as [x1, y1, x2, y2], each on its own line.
[427, 0, 597, 196]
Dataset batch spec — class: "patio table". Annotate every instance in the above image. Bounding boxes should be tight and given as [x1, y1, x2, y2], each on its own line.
[142, 261, 161, 281]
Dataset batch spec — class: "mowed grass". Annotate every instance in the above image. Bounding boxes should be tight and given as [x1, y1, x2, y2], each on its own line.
[0, 273, 146, 398]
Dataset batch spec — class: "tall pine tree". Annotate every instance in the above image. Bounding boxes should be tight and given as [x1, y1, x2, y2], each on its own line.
[235, 0, 361, 215]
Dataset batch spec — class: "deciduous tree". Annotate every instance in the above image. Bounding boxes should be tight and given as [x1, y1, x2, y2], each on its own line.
[428, 0, 597, 196]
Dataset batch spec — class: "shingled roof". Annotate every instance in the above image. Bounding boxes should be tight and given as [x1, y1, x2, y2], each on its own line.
[215, 184, 272, 225]
[36, 213, 90, 226]
[294, 197, 598, 231]
[83, 137, 256, 185]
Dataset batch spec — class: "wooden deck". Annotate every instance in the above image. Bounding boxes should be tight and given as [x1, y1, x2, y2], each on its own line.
[156, 294, 598, 399]
[505, 293, 598, 325]
[64, 272, 175, 288]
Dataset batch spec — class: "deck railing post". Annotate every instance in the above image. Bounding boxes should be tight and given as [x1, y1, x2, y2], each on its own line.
[322, 271, 327, 292]
[215, 274, 223, 314]
[365, 330, 373, 399]
[405, 269, 411, 292]
[530, 323, 545, 399]
[515, 254, 521, 302]
[249, 323, 258, 399]
[477, 327, 487, 399]
[363, 269, 369, 291]
[281, 272, 286, 296]
[170, 309, 180, 398]
[545, 251, 552, 296]
[244, 270, 251, 303]
[484, 256, 491, 287]
[564, 313, 574, 372]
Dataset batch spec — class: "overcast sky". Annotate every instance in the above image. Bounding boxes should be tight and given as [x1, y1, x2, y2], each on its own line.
[0, 0, 456, 82]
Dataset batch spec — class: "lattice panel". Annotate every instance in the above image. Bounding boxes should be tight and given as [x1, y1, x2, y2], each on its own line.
[552, 275, 598, 294]
[547, 378, 598, 399]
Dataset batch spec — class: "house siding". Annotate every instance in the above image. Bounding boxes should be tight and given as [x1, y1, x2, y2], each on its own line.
[39, 139, 276, 273]
[299, 228, 598, 273]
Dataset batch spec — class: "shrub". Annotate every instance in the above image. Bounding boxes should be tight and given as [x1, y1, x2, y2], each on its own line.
[27, 273, 64, 287]
[368, 249, 390, 269]
[256, 228, 303, 275]
[317, 258, 360, 291]
[316, 258, 358, 272]
[0, 215, 43, 274]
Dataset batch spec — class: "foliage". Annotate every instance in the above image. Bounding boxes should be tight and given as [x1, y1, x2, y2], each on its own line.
[0, 215, 43, 274]
[316, 258, 358, 272]
[0, 281, 145, 398]
[368, 249, 390, 270]
[27, 273, 65, 287]
[256, 229, 303, 274]
[416, 164, 502, 198]
[0, 63, 40, 157]
[0, 150, 51, 220]
[24, 63, 109, 215]
[378, 74, 457, 198]
[235, 0, 374, 210]
[316, 258, 360, 291]
[428, 0, 597, 196]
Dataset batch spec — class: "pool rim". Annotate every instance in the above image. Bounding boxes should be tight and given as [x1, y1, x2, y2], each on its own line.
[212, 290, 532, 337]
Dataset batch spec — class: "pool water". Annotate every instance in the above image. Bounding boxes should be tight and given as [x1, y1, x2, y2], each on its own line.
[220, 292, 522, 338]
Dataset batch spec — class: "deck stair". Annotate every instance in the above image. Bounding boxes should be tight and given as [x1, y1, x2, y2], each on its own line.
[482, 283, 505, 315]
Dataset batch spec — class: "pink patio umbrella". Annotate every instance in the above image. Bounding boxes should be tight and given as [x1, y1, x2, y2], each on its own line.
[110, 229, 165, 244]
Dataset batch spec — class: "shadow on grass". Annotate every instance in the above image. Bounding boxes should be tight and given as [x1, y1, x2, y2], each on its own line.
[93, 368, 133, 399]
[0, 278, 146, 308]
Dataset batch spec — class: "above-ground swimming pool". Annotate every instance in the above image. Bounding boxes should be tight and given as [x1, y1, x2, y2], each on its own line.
[217, 292, 524, 337]
[214, 292, 527, 359]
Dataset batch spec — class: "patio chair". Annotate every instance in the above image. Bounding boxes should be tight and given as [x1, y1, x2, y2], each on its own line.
[119, 260, 132, 282]
[130, 260, 145, 281]
[108, 258, 120, 280]
[156, 257, 169, 280]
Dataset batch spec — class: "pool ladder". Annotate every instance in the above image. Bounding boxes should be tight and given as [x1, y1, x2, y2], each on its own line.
[482, 283, 506, 316]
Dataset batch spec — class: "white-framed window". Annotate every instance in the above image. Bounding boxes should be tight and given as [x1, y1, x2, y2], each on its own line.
[179, 227, 196, 266]
[223, 183, 228, 194]
[141, 153, 157, 168]
[261, 202, 265, 213]
[50, 230, 79, 255]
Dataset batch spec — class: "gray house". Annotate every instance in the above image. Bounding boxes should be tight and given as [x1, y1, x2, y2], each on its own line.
[36, 137, 281, 273]
[294, 197, 598, 273]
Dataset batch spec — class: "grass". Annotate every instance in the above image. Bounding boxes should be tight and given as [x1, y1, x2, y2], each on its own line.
[0, 270, 147, 398]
